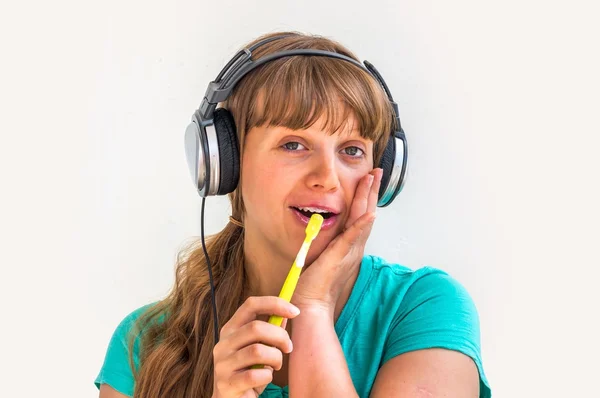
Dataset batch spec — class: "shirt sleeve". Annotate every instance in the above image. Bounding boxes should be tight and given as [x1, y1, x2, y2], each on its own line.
[382, 269, 492, 397]
[94, 309, 143, 397]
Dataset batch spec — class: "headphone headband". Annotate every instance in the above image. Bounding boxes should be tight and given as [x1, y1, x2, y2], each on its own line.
[198, 35, 400, 123]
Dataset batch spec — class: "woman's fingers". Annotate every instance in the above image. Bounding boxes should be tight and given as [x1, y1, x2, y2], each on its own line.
[345, 172, 374, 229]
[229, 343, 285, 371]
[355, 173, 374, 214]
[224, 367, 274, 394]
[223, 319, 293, 355]
[340, 168, 381, 247]
[367, 168, 383, 212]
[339, 211, 376, 248]
[345, 168, 383, 230]
[213, 296, 297, 396]
[220, 296, 299, 339]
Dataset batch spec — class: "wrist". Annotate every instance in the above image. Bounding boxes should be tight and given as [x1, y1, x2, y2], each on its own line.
[292, 288, 340, 312]
[294, 300, 335, 319]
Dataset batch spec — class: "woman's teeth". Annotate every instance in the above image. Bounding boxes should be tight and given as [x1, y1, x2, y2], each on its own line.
[297, 206, 329, 214]
[294, 207, 333, 219]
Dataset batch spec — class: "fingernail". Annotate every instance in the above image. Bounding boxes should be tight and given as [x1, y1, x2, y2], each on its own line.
[368, 174, 374, 185]
[290, 306, 300, 315]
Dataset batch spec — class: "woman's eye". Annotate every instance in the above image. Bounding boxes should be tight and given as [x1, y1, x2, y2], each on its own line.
[342, 146, 365, 157]
[282, 142, 306, 151]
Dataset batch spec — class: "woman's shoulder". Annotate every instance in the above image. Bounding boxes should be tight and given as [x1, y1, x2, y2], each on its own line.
[357, 254, 481, 334]
[118, 302, 158, 329]
[109, 302, 161, 343]
[360, 254, 466, 293]
[355, 255, 491, 397]
[94, 302, 160, 395]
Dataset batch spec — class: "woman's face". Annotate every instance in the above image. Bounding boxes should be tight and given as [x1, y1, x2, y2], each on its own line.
[240, 113, 374, 264]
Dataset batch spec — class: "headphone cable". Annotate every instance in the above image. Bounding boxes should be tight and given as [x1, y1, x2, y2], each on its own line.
[201, 196, 220, 345]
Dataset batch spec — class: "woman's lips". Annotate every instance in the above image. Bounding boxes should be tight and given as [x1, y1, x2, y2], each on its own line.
[290, 207, 339, 230]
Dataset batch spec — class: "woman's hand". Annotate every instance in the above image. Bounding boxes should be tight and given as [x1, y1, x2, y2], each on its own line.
[212, 296, 300, 398]
[292, 168, 383, 312]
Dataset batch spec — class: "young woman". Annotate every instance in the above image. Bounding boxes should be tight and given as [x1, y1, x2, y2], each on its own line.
[95, 31, 491, 398]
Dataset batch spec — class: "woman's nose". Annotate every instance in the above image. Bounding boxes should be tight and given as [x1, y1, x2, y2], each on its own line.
[305, 152, 340, 192]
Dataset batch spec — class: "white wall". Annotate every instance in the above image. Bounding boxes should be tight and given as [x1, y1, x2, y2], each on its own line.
[1, 0, 599, 397]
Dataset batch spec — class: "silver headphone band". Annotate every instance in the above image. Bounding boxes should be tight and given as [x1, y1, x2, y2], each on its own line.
[378, 137, 406, 207]
[204, 123, 220, 196]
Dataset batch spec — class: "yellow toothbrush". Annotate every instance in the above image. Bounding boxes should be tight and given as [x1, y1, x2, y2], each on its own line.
[251, 213, 324, 369]
[267, 213, 324, 326]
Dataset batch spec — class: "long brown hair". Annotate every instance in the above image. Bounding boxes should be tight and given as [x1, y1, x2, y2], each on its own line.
[130, 31, 396, 397]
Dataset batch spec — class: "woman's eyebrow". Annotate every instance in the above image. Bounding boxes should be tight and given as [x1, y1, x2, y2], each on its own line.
[265, 123, 367, 142]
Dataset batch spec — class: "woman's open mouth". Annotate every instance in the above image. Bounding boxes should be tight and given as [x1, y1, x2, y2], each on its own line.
[290, 206, 340, 230]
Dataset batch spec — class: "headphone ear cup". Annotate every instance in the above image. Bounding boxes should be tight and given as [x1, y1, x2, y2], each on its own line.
[377, 135, 396, 202]
[213, 108, 240, 195]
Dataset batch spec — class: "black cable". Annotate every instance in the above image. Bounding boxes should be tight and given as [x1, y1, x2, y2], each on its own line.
[201, 196, 220, 345]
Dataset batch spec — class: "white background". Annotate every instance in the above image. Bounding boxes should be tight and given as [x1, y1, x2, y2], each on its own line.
[1, 0, 599, 397]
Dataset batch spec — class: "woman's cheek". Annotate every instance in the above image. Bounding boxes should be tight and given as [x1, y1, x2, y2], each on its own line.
[342, 169, 367, 202]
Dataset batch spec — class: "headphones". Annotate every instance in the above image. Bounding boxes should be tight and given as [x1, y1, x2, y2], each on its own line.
[185, 34, 408, 207]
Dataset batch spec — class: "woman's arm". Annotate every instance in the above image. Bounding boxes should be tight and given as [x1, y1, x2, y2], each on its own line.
[370, 349, 480, 397]
[287, 172, 381, 397]
[99, 384, 130, 398]
[288, 304, 359, 397]
[288, 308, 480, 398]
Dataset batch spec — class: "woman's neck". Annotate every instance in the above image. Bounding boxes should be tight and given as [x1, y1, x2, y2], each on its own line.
[243, 231, 293, 298]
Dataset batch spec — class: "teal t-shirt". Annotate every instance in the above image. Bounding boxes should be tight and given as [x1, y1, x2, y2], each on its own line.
[95, 255, 492, 397]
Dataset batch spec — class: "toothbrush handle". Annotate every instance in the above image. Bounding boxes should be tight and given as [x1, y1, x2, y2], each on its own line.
[250, 263, 302, 370]
[268, 262, 302, 326]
